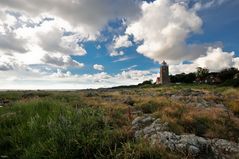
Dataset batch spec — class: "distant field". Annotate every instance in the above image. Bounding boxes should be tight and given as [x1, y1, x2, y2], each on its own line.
[0, 84, 239, 158]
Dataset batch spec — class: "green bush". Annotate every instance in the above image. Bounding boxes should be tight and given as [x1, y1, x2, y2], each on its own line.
[221, 79, 239, 87]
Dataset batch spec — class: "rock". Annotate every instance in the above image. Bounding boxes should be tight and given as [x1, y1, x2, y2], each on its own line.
[132, 116, 142, 126]
[143, 126, 156, 135]
[179, 134, 201, 146]
[135, 130, 144, 138]
[188, 145, 200, 156]
[171, 95, 181, 100]
[132, 115, 155, 132]
[211, 139, 239, 153]
[131, 110, 143, 115]
[215, 103, 225, 108]
[131, 116, 239, 158]
[142, 116, 155, 124]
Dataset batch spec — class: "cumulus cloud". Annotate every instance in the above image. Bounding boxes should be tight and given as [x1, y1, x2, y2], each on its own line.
[170, 47, 239, 74]
[117, 70, 151, 80]
[0, 55, 26, 71]
[0, 0, 140, 38]
[113, 35, 132, 49]
[42, 54, 84, 68]
[126, 0, 203, 63]
[0, 32, 28, 53]
[0, 68, 155, 90]
[38, 28, 87, 56]
[93, 64, 104, 71]
[50, 69, 73, 78]
[110, 50, 124, 57]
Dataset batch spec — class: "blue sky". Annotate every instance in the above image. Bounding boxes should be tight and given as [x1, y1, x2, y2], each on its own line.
[0, 0, 239, 89]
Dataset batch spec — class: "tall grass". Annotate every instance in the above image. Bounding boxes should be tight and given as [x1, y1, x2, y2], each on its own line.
[0, 98, 177, 159]
[0, 99, 117, 158]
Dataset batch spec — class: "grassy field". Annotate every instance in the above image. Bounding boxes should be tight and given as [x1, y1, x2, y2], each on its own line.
[0, 84, 239, 158]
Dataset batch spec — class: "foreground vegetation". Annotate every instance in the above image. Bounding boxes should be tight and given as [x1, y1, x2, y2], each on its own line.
[0, 84, 239, 158]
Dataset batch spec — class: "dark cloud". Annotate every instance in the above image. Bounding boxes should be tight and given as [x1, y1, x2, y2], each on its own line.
[0, 0, 141, 34]
[41, 54, 84, 68]
[0, 32, 28, 53]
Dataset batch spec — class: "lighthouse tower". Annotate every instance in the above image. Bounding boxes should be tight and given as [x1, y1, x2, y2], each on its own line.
[159, 61, 170, 84]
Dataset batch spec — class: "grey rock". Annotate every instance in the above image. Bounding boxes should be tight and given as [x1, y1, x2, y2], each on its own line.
[132, 116, 142, 126]
[211, 139, 239, 153]
[132, 116, 239, 158]
[135, 130, 144, 138]
[215, 104, 225, 108]
[141, 116, 155, 124]
[188, 145, 200, 156]
[143, 126, 155, 135]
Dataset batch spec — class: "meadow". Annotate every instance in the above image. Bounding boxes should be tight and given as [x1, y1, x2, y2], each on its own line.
[0, 84, 239, 158]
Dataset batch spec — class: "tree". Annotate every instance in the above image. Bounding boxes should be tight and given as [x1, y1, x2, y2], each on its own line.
[196, 67, 209, 79]
[219, 67, 239, 82]
[138, 79, 153, 85]
[170, 73, 196, 83]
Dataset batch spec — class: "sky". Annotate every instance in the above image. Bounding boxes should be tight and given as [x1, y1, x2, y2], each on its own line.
[0, 0, 239, 89]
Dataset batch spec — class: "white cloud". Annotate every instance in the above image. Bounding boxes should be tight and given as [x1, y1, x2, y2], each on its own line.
[93, 64, 104, 71]
[117, 70, 151, 80]
[0, 68, 156, 90]
[112, 56, 133, 62]
[37, 28, 87, 56]
[50, 69, 73, 78]
[110, 50, 124, 57]
[0, 55, 26, 71]
[126, 0, 203, 63]
[108, 35, 132, 57]
[169, 47, 239, 74]
[0, 0, 140, 38]
[121, 65, 138, 71]
[41, 54, 84, 68]
[193, 0, 228, 11]
[113, 35, 132, 49]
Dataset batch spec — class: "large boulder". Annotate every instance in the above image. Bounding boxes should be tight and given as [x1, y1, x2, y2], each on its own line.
[132, 115, 239, 158]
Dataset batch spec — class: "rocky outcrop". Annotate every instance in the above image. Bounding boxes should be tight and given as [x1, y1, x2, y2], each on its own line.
[164, 89, 225, 109]
[132, 115, 239, 159]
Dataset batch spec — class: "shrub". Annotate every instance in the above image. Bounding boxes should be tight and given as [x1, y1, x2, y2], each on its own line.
[221, 79, 239, 87]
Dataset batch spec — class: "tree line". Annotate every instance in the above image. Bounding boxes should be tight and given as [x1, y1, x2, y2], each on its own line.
[169, 67, 239, 86]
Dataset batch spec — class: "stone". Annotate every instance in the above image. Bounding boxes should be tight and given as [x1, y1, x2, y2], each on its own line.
[132, 116, 142, 126]
[131, 116, 239, 158]
[132, 110, 143, 115]
[135, 130, 144, 138]
[211, 139, 239, 153]
[141, 116, 155, 124]
[143, 126, 155, 135]
[215, 104, 225, 108]
[188, 145, 200, 156]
